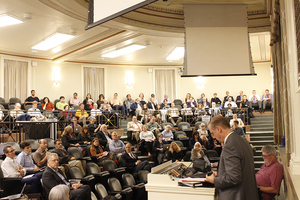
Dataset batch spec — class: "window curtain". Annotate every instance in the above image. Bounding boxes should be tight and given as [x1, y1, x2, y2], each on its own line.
[83, 67, 94, 99]
[94, 68, 105, 100]
[155, 69, 176, 103]
[4, 59, 28, 102]
[83, 67, 105, 100]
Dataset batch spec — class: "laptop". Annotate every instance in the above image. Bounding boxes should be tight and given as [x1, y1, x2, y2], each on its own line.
[1, 183, 26, 200]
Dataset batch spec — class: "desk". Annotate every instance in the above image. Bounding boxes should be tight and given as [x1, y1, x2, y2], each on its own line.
[146, 161, 216, 200]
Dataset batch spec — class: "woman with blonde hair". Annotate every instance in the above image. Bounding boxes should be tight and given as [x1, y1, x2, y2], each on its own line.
[167, 142, 184, 162]
[185, 93, 195, 103]
[191, 142, 204, 161]
[61, 126, 80, 150]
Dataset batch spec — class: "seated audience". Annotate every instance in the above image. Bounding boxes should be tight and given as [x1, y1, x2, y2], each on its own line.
[236, 91, 244, 107]
[185, 93, 195, 103]
[161, 99, 170, 109]
[224, 97, 237, 108]
[153, 133, 167, 165]
[10, 103, 29, 121]
[27, 101, 43, 118]
[69, 92, 81, 106]
[32, 139, 51, 167]
[189, 132, 203, 150]
[123, 94, 134, 116]
[147, 97, 157, 110]
[187, 98, 197, 109]
[249, 90, 261, 110]
[146, 116, 162, 136]
[262, 89, 273, 112]
[88, 116, 100, 137]
[99, 99, 109, 111]
[127, 116, 142, 142]
[209, 102, 220, 117]
[96, 94, 105, 107]
[150, 94, 158, 105]
[90, 138, 115, 164]
[167, 103, 182, 126]
[82, 93, 92, 106]
[121, 143, 151, 173]
[131, 98, 143, 117]
[210, 93, 222, 105]
[223, 91, 234, 103]
[56, 96, 69, 111]
[97, 124, 112, 147]
[139, 93, 148, 105]
[69, 117, 81, 130]
[62, 105, 72, 121]
[231, 120, 246, 139]
[140, 104, 152, 124]
[195, 103, 206, 121]
[139, 125, 155, 156]
[197, 93, 206, 104]
[197, 123, 209, 148]
[2, 145, 42, 194]
[201, 97, 210, 108]
[42, 153, 91, 200]
[16, 141, 40, 174]
[109, 132, 125, 154]
[191, 142, 204, 161]
[207, 133, 222, 156]
[160, 94, 171, 104]
[230, 114, 244, 127]
[49, 184, 70, 200]
[75, 103, 89, 125]
[25, 90, 41, 107]
[78, 125, 92, 146]
[84, 99, 93, 111]
[162, 125, 174, 142]
[181, 103, 193, 116]
[42, 97, 55, 111]
[225, 103, 234, 118]
[154, 104, 162, 122]
[52, 139, 86, 176]
[111, 93, 126, 118]
[256, 145, 284, 200]
[61, 126, 80, 150]
[241, 94, 254, 118]
[167, 142, 184, 162]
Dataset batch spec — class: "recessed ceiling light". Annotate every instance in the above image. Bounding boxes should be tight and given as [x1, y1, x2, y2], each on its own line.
[102, 44, 146, 58]
[53, 46, 61, 53]
[0, 14, 23, 27]
[166, 47, 185, 60]
[32, 33, 75, 51]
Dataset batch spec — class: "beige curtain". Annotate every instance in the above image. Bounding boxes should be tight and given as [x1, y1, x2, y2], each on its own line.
[4, 59, 28, 102]
[155, 69, 176, 103]
[83, 67, 94, 99]
[94, 68, 105, 100]
[83, 67, 105, 100]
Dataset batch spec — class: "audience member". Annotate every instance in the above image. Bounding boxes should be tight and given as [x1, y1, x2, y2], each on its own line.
[236, 91, 244, 107]
[197, 93, 206, 104]
[223, 91, 234, 103]
[162, 125, 173, 142]
[189, 132, 203, 150]
[49, 184, 70, 200]
[123, 94, 134, 116]
[146, 116, 162, 136]
[154, 104, 162, 122]
[109, 132, 125, 154]
[82, 93, 92, 106]
[150, 94, 158, 105]
[262, 89, 273, 112]
[185, 93, 194, 103]
[99, 99, 109, 111]
[153, 133, 167, 165]
[249, 90, 261, 110]
[121, 143, 151, 173]
[90, 103, 101, 118]
[210, 93, 222, 105]
[197, 123, 209, 148]
[16, 141, 40, 173]
[69, 92, 81, 106]
[195, 103, 206, 121]
[25, 90, 41, 106]
[62, 105, 73, 121]
[131, 98, 142, 117]
[167, 142, 184, 162]
[52, 139, 86, 176]
[160, 94, 171, 104]
[139, 93, 148, 105]
[85, 99, 93, 111]
[42, 153, 91, 200]
[256, 145, 284, 200]
[224, 97, 237, 108]
[181, 103, 193, 116]
[161, 99, 170, 109]
[78, 125, 92, 148]
[201, 97, 210, 108]
[167, 103, 182, 126]
[139, 125, 155, 156]
[27, 101, 43, 118]
[42, 97, 55, 111]
[147, 97, 157, 110]
[127, 116, 142, 142]
[230, 114, 244, 127]
[32, 139, 51, 167]
[2, 145, 42, 193]
[10, 103, 29, 121]
[187, 98, 197, 109]
[75, 103, 89, 125]
[61, 126, 80, 150]
[209, 102, 220, 117]
[191, 142, 204, 161]
[225, 103, 234, 118]
[90, 138, 115, 164]
[231, 120, 246, 139]
[207, 133, 222, 156]
[87, 116, 100, 137]
[111, 93, 126, 118]
[140, 104, 152, 124]
[96, 94, 105, 107]
[241, 95, 254, 118]
[56, 96, 69, 111]
[96, 124, 112, 147]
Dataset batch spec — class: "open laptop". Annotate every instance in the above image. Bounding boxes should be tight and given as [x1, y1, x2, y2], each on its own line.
[1, 183, 26, 200]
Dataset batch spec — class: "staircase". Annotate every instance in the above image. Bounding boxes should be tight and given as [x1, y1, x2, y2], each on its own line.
[248, 114, 275, 172]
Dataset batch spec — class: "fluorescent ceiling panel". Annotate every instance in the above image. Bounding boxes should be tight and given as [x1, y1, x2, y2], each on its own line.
[166, 47, 185, 60]
[86, 0, 157, 30]
[102, 44, 146, 58]
[0, 14, 23, 27]
[32, 33, 75, 51]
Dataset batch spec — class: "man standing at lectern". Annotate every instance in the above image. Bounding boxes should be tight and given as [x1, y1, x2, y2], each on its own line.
[206, 115, 258, 200]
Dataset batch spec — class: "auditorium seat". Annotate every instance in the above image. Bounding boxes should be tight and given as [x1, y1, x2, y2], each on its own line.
[102, 160, 126, 184]
[68, 166, 96, 193]
[108, 177, 133, 200]
[195, 121, 208, 130]
[178, 122, 193, 138]
[138, 170, 149, 184]
[43, 138, 55, 150]
[67, 147, 92, 161]
[95, 183, 122, 200]
[122, 173, 147, 200]
[86, 162, 111, 191]
[26, 139, 39, 152]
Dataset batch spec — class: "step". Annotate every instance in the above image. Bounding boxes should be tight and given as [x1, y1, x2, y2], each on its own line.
[248, 131, 274, 134]
[251, 127, 274, 131]
[249, 132, 274, 137]
[255, 161, 264, 168]
[250, 124, 274, 128]
[251, 118, 273, 122]
[253, 156, 264, 161]
[250, 136, 274, 141]
[252, 145, 277, 150]
[249, 140, 275, 145]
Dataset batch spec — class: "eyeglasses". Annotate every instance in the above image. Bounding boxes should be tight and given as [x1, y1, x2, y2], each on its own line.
[262, 154, 271, 158]
[8, 149, 15, 153]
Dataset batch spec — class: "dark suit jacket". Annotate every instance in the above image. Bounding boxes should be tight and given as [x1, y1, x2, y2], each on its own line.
[52, 148, 72, 164]
[42, 166, 70, 196]
[223, 95, 234, 102]
[62, 134, 78, 149]
[121, 152, 138, 171]
[211, 97, 222, 105]
[214, 132, 258, 200]
[147, 102, 157, 110]
[96, 131, 110, 147]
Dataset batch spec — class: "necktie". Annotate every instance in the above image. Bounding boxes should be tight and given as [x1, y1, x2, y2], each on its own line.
[253, 96, 256, 104]
[135, 122, 142, 132]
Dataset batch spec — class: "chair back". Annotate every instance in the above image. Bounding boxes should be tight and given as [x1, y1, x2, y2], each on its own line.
[205, 150, 219, 158]
[175, 105, 182, 110]
[175, 131, 187, 139]
[0, 104, 4, 110]
[108, 177, 122, 192]
[138, 170, 149, 183]
[24, 105, 32, 110]
[27, 139, 39, 152]
[86, 162, 101, 174]
[73, 105, 80, 110]
[6, 142, 21, 154]
[195, 121, 208, 130]
[68, 147, 83, 159]
[185, 151, 191, 161]
[86, 145, 92, 157]
[173, 99, 182, 105]
[174, 140, 184, 148]
[102, 160, 117, 171]
[53, 99, 59, 110]
[161, 122, 174, 130]
[0, 98, 5, 104]
[95, 183, 108, 199]
[69, 166, 84, 179]
[9, 105, 15, 110]
[9, 98, 21, 105]
[122, 173, 136, 186]
[178, 122, 191, 131]
[44, 138, 55, 149]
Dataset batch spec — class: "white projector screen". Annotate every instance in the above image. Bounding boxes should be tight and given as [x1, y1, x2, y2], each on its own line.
[183, 4, 255, 77]
[86, 0, 157, 30]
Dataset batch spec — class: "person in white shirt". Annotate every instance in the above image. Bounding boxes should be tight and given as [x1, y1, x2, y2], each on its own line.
[161, 94, 172, 104]
[224, 97, 237, 108]
[139, 125, 155, 156]
[167, 103, 182, 126]
[2, 145, 42, 193]
[127, 116, 142, 142]
[248, 90, 261, 110]
[162, 125, 173, 142]
[90, 103, 101, 118]
[229, 114, 244, 127]
[27, 101, 43, 118]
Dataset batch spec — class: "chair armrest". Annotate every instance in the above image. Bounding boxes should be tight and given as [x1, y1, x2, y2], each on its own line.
[81, 157, 92, 161]
[81, 175, 95, 182]
[114, 193, 122, 199]
[3, 177, 23, 182]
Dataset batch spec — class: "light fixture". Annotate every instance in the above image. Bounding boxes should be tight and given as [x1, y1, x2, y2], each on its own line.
[0, 14, 23, 27]
[53, 46, 61, 53]
[196, 76, 205, 87]
[126, 72, 133, 88]
[52, 67, 61, 86]
[102, 44, 146, 58]
[166, 46, 184, 60]
[32, 32, 75, 51]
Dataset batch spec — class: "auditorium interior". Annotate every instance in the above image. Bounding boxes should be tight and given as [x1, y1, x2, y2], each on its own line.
[0, 0, 300, 199]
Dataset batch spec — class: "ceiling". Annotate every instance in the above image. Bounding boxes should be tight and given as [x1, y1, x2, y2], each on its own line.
[0, 0, 272, 66]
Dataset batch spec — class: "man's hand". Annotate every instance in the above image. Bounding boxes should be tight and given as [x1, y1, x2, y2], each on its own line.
[33, 166, 39, 171]
[74, 143, 80, 147]
[70, 157, 76, 161]
[136, 160, 141, 165]
[46, 152, 51, 157]
[72, 183, 83, 190]
[19, 170, 25, 176]
[205, 171, 217, 184]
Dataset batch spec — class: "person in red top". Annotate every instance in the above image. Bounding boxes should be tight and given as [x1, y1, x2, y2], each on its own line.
[62, 105, 73, 121]
[42, 97, 54, 111]
[256, 145, 284, 200]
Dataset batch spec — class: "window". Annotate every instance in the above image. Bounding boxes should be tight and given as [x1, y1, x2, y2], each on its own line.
[83, 67, 104, 100]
